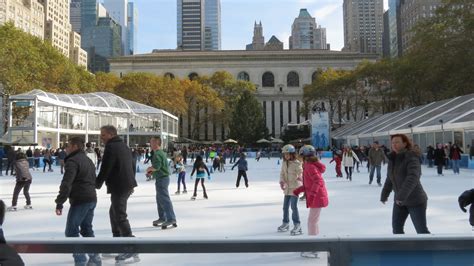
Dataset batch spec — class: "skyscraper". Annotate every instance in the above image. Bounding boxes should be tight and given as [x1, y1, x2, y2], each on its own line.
[127, 2, 138, 55]
[382, 10, 390, 57]
[388, 0, 402, 58]
[79, 0, 122, 72]
[70, 0, 81, 33]
[103, 0, 129, 55]
[0, 0, 45, 39]
[343, 0, 384, 54]
[177, 0, 221, 51]
[39, 0, 73, 57]
[399, 0, 442, 54]
[289, 9, 327, 50]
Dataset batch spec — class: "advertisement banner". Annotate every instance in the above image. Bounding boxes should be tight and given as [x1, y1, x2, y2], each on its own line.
[311, 112, 329, 149]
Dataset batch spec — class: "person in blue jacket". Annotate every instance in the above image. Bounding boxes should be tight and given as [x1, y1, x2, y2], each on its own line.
[232, 153, 249, 188]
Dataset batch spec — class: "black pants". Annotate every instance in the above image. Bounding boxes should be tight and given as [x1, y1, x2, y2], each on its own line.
[193, 178, 207, 197]
[236, 170, 248, 187]
[43, 159, 52, 172]
[12, 180, 31, 206]
[109, 190, 134, 237]
[345, 167, 353, 180]
[6, 160, 15, 175]
[392, 202, 430, 234]
[437, 164, 443, 175]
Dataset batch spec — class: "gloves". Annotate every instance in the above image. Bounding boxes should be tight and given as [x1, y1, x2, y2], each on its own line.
[208, 175, 211, 180]
[279, 181, 286, 190]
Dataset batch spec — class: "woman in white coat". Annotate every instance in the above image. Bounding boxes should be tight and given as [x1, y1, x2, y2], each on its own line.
[342, 147, 360, 181]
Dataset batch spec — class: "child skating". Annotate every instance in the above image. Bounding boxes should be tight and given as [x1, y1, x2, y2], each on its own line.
[277, 144, 303, 236]
[175, 155, 187, 194]
[190, 155, 211, 200]
[329, 150, 343, 178]
[293, 145, 329, 258]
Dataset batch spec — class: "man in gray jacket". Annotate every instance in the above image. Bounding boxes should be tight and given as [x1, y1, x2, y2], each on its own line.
[368, 141, 386, 186]
[55, 137, 101, 266]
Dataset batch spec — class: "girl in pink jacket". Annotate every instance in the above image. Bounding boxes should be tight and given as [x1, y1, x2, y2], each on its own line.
[293, 145, 329, 258]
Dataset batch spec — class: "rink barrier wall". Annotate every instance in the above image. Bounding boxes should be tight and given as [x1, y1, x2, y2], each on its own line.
[7, 235, 474, 266]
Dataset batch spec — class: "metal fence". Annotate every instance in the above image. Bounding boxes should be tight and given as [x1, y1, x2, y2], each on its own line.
[7, 235, 474, 266]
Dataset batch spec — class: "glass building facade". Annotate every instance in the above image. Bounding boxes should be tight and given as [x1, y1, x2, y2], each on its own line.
[127, 2, 137, 55]
[177, 0, 220, 51]
[388, 0, 402, 58]
[7, 90, 178, 149]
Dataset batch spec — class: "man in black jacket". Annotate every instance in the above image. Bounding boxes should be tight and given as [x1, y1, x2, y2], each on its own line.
[96, 125, 139, 264]
[55, 137, 101, 266]
[0, 199, 24, 266]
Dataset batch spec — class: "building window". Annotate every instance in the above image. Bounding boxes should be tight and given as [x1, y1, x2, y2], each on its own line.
[262, 72, 275, 87]
[237, 71, 250, 81]
[287, 71, 299, 87]
[164, 72, 175, 79]
[188, 72, 198, 80]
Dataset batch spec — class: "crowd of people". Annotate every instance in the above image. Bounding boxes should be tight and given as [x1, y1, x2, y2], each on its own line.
[0, 130, 473, 263]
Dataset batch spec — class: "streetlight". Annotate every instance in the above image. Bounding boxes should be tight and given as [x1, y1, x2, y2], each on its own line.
[439, 119, 444, 143]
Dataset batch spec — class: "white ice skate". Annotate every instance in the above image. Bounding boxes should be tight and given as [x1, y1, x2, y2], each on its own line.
[301, 251, 319, 258]
[277, 223, 289, 232]
[290, 224, 302, 236]
[6, 206, 17, 212]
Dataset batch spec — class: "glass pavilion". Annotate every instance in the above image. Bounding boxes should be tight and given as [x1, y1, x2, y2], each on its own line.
[332, 93, 474, 151]
[6, 89, 178, 149]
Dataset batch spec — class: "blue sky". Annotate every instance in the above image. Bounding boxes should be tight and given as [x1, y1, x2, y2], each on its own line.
[133, 0, 388, 54]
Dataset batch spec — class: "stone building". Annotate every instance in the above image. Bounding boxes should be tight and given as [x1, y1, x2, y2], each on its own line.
[109, 50, 378, 140]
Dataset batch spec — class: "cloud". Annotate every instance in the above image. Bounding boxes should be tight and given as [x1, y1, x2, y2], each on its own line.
[313, 3, 340, 20]
[276, 31, 291, 50]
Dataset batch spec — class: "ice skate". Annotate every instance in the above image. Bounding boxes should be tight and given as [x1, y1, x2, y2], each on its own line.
[290, 224, 302, 235]
[115, 253, 140, 264]
[182, 190, 187, 194]
[7, 206, 17, 212]
[152, 219, 165, 227]
[175, 191, 180, 195]
[277, 223, 289, 232]
[203, 194, 208, 199]
[161, 220, 177, 229]
[24, 204, 33, 210]
[191, 195, 196, 200]
[301, 251, 319, 258]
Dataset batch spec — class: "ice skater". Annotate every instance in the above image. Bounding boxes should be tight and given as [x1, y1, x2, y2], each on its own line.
[190, 155, 211, 200]
[232, 153, 249, 188]
[175, 155, 187, 194]
[293, 145, 329, 258]
[7, 152, 33, 211]
[329, 151, 343, 178]
[342, 147, 360, 181]
[277, 144, 303, 236]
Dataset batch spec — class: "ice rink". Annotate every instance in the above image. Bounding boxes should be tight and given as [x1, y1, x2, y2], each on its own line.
[1, 157, 472, 265]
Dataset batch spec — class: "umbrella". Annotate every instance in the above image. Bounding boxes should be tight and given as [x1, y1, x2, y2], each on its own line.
[256, 138, 270, 144]
[270, 138, 284, 144]
[212, 140, 223, 145]
[223, 138, 238, 144]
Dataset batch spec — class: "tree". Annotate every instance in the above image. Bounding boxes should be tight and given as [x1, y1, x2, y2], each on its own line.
[198, 71, 255, 137]
[182, 79, 224, 140]
[228, 90, 267, 145]
[95, 72, 121, 93]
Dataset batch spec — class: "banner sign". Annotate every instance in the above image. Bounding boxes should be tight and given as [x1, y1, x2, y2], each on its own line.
[311, 111, 329, 149]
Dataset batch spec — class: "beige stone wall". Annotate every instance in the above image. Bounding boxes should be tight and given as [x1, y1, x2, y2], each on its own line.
[0, 0, 44, 39]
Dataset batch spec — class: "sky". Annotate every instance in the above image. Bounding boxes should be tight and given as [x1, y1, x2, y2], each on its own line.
[133, 0, 389, 54]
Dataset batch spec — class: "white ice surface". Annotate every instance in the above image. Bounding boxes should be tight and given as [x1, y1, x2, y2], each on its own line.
[1, 157, 472, 265]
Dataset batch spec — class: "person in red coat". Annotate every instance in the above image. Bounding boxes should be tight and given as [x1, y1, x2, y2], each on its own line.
[329, 151, 343, 177]
[294, 145, 329, 258]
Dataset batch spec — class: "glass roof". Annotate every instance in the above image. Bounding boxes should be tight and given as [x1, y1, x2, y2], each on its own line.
[10, 89, 172, 116]
[333, 94, 474, 139]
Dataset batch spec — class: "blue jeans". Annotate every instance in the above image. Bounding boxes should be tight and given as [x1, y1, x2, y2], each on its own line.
[452, 160, 460, 174]
[392, 202, 430, 234]
[282, 195, 300, 224]
[65, 201, 100, 264]
[155, 177, 176, 222]
[369, 165, 382, 184]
